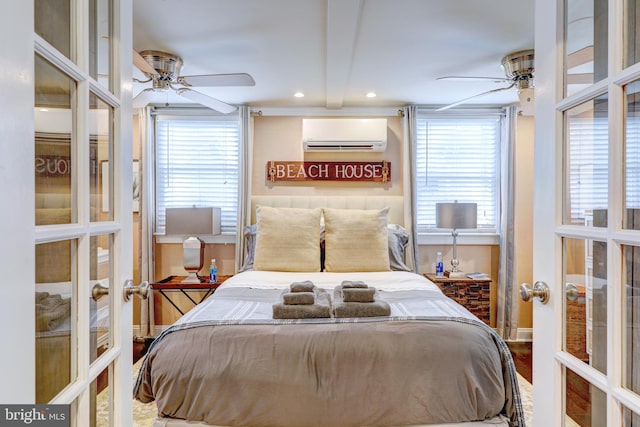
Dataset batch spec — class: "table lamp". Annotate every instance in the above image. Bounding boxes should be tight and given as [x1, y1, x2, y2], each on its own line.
[436, 201, 477, 278]
[165, 207, 221, 283]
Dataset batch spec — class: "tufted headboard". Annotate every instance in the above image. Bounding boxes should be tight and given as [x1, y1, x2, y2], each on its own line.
[249, 195, 405, 226]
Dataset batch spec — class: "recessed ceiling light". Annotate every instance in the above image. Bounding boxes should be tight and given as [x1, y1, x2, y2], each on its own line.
[294, 92, 305, 98]
[366, 92, 377, 98]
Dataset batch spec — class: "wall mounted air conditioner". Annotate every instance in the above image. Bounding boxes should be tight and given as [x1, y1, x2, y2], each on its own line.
[302, 118, 387, 152]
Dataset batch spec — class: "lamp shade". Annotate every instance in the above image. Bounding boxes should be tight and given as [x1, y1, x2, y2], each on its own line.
[165, 207, 222, 236]
[436, 202, 477, 230]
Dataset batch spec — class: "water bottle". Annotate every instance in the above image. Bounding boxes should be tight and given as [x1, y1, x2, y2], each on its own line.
[209, 259, 218, 284]
[435, 252, 444, 278]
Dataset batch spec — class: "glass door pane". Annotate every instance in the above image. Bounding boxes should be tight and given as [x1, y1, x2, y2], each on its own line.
[35, 0, 71, 59]
[565, 366, 607, 426]
[90, 236, 111, 362]
[35, 53, 77, 226]
[563, 95, 609, 226]
[563, 237, 607, 374]
[623, 244, 640, 394]
[625, 80, 640, 230]
[625, 0, 640, 68]
[89, 0, 112, 90]
[89, 92, 113, 221]
[565, 0, 608, 96]
[35, 240, 77, 403]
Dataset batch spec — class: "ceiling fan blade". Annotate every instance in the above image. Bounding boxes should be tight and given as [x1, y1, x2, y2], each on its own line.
[177, 88, 237, 114]
[132, 88, 157, 109]
[132, 49, 159, 76]
[436, 84, 516, 111]
[437, 76, 511, 84]
[177, 73, 255, 87]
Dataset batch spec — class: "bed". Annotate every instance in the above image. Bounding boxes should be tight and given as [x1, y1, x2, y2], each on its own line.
[134, 200, 525, 427]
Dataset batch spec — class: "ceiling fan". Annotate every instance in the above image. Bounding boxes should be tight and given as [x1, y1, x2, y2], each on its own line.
[132, 49, 255, 113]
[436, 49, 534, 114]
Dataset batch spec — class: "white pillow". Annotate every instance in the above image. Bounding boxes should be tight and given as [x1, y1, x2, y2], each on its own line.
[323, 207, 391, 272]
[253, 206, 322, 272]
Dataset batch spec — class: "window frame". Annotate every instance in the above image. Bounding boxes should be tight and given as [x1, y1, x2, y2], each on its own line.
[415, 109, 504, 245]
[152, 108, 240, 244]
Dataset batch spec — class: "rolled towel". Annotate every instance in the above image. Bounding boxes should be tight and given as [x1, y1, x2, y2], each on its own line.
[290, 281, 315, 293]
[341, 280, 368, 288]
[273, 289, 332, 319]
[342, 287, 376, 303]
[282, 291, 315, 305]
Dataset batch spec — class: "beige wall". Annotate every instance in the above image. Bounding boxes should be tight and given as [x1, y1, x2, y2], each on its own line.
[515, 115, 534, 329]
[252, 115, 404, 196]
[144, 111, 536, 331]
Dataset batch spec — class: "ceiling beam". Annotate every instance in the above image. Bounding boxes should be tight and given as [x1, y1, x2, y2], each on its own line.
[325, 0, 363, 109]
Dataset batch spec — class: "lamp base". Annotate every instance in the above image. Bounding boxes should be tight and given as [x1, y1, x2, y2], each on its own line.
[446, 270, 467, 278]
[181, 272, 201, 284]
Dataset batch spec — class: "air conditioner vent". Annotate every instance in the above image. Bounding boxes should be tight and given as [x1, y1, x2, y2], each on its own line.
[302, 118, 387, 152]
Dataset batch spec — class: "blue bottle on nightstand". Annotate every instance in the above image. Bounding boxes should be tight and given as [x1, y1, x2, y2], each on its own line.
[435, 252, 444, 278]
[209, 259, 218, 284]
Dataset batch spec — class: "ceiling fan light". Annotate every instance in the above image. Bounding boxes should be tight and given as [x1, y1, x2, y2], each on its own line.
[517, 88, 535, 116]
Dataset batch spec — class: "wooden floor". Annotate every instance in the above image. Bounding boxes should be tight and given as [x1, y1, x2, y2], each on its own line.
[506, 341, 532, 383]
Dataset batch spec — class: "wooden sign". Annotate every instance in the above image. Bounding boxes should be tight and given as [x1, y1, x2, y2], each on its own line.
[267, 161, 390, 183]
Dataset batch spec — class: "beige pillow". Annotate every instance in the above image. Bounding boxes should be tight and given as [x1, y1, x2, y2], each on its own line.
[253, 206, 322, 272]
[323, 207, 391, 272]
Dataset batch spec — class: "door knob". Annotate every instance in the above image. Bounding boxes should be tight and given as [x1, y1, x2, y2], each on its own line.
[123, 280, 150, 302]
[520, 281, 550, 304]
[565, 283, 580, 302]
[92, 282, 109, 302]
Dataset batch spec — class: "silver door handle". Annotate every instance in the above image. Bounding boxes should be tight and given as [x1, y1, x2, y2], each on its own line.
[92, 282, 109, 302]
[123, 280, 150, 302]
[565, 283, 580, 301]
[520, 281, 550, 304]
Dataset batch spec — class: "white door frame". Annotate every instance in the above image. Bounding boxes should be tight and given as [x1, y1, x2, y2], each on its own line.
[533, 0, 640, 425]
[0, 1, 134, 426]
[0, 0, 37, 403]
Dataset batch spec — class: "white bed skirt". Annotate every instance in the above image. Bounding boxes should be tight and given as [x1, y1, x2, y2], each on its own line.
[152, 415, 510, 427]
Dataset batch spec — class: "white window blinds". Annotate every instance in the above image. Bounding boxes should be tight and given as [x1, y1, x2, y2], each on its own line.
[566, 116, 608, 225]
[626, 116, 640, 211]
[416, 115, 501, 233]
[155, 115, 239, 233]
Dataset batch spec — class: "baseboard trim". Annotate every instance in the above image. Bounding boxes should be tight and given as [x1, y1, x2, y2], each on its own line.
[515, 328, 532, 342]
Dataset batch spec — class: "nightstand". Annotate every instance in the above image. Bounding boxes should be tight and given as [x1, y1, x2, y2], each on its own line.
[151, 274, 232, 315]
[424, 273, 491, 325]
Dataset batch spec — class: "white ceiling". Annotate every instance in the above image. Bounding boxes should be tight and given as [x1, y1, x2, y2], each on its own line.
[132, 0, 535, 111]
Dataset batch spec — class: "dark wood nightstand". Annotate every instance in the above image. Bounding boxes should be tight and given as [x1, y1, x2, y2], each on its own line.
[424, 273, 491, 325]
[151, 274, 232, 315]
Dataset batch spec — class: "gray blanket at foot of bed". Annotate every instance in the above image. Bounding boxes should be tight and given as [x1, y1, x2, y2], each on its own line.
[134, 287, 524, 427]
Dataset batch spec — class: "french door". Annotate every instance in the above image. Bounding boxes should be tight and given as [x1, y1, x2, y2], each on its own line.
[533, 0, 640, 425]
[0, 0, 135, 426]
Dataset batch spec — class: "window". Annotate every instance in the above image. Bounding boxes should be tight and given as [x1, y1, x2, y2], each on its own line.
[155, 113, 239, 233]
[416, 113, 502, 233]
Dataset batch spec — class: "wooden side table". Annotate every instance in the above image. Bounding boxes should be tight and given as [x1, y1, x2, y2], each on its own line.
[424, 273, 491, 325]
[151, 275, 232, 315]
